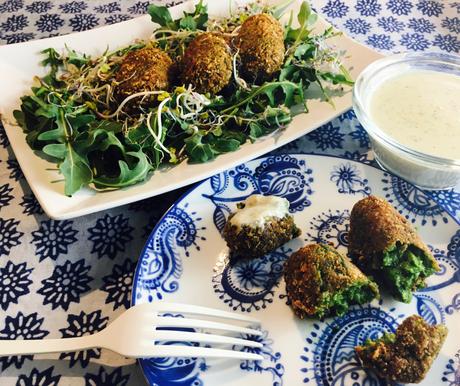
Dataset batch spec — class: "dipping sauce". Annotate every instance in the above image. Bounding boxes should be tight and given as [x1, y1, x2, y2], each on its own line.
[229, 194, 289, 229]
[370, 70, 460, 159]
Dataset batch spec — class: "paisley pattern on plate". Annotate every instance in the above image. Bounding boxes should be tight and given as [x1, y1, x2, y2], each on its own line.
[132, 154, 460, 386]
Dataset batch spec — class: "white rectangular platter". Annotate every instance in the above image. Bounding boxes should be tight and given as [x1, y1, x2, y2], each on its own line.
[0, 0, 382, 219]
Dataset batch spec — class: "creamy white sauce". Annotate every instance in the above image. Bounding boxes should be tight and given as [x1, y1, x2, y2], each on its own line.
[229, 194, 289, 229]
[370, 70, 460, 159]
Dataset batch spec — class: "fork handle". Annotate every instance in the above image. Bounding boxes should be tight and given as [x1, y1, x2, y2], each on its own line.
[0, 333, 102, 356]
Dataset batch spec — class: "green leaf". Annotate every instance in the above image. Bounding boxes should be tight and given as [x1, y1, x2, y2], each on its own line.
[60, 144, 92, 196]
[213, 137, 240, 153]
[13, 110, 25, 128]
[249, 122, 264, 141]
[184, 133, 215, 163]
[148, 4, 174, 27]
[297, 1, 310, 26]
[42, 143, 67, 160]
[179, 15, 197, 30]
[93, 150, 152, 189]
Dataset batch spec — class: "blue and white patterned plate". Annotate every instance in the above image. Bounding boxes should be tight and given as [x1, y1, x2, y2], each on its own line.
[132, 153, 460, 386]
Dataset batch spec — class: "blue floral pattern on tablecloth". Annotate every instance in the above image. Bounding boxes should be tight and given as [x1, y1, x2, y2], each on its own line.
[0, 0, 459, 384]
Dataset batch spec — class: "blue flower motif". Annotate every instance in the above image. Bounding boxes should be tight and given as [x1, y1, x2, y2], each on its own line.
[25, 1, 53, 13]
[88, 214, 134, 259]
[101, 258, 135, 310]
[386, 0, 413, 15]
[0, 218, 23, 257]
[450, 2, 460, 12]
[0, 312, 48, 371]
[0, 14, 28, 33]
[32, 219, 78, 261]
[342, 150, 373, 164]
[20, 193, 44, 215]
[234, 259, 272, 290]
[7, 158, 24, 181]
[338, 109, 356, 122]
[84, 366, 130, 386]
[408, 17, 436, 33]
[344, 18, 371, 34]
[69, 14, 100, 32]
[355, 0, 381, 16]
[349, 125, 370, 148]
[442, 17, 460, 34]
[0, 183, 13, 210]
[0, 0, 23, 12]
[365, 33, 396, 50]
[35, 14, 64, 33]
[321, 0, 349, 18]
[417, 0, 444, 17]
[1, 32, 35, 44]
[306, 122, 344, 150]
[377, 16, 405, 32]
[330, 162, 371, 195]
[94, 1, 121, 13]
[59, 310, 108, 368]
[59, 1, 87, 13]
[105, 14, 131, 25]
[400, 32, 430, 50]
[0, 122, 9, 148]
[17, 366, 61, 386]
[427, 189, 460, 217]
[0, 261, 33, 311]
[127, 1, 149, 14]
[433, 33, 460, 53]
[38, 259, 92, 311]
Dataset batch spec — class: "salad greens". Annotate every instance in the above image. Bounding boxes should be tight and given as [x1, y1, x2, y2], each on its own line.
[14, 1, 352, 196]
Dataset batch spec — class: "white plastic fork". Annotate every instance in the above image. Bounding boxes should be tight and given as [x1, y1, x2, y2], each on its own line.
[0, 302, 264, 361]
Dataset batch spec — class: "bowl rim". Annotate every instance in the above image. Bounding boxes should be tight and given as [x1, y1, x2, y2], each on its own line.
[352, 52, 460, 168]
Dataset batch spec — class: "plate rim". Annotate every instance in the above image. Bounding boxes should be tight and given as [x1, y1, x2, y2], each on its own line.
[130, 151, 459, 385]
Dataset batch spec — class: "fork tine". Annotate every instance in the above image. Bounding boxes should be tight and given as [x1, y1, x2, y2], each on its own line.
[151, 302, 260, 324]
[155, 316, 263, 336]
[143, 345, 264, 360]
[153, 330, 263, 348]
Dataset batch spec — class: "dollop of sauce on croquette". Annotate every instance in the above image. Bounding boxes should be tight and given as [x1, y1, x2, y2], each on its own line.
[229, 194, 289, 229]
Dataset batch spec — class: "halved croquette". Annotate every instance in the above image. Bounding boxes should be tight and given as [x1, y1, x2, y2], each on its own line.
[284, 243, 379, 319]
[348, 196, 439, 303]
[222, 194, 300, 260]
[355, 315, 447, 383]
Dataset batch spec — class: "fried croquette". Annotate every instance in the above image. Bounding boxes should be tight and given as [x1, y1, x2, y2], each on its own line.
[115, 47, 173, 102]
[355, 315, 448, 383]
[348, 196, 439, 303]
[222, 195, 300, 260]
[284, 243, 379, 319]
[237, 13, 285, 83]
[181, 33, 232, 94]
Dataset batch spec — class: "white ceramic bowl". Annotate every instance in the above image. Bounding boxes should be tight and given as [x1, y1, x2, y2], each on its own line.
[353, 53, 460, 190]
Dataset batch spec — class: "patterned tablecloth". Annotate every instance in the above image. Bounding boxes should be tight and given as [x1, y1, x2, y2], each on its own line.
[0, 0, 459, 385]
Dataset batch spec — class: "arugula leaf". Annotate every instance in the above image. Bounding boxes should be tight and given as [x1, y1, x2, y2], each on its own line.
[147, 4, 175, 28]
[184, 133, 215, 163]
[42, 143, 67, 160]
[93, 150, 152, 189]
[60, 144, 92, 196]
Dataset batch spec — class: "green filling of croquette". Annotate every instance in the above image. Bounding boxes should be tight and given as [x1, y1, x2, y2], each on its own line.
[381, 243, 438, 303]
[363, 332, 396, 348]
[318, 280, 378, 318]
